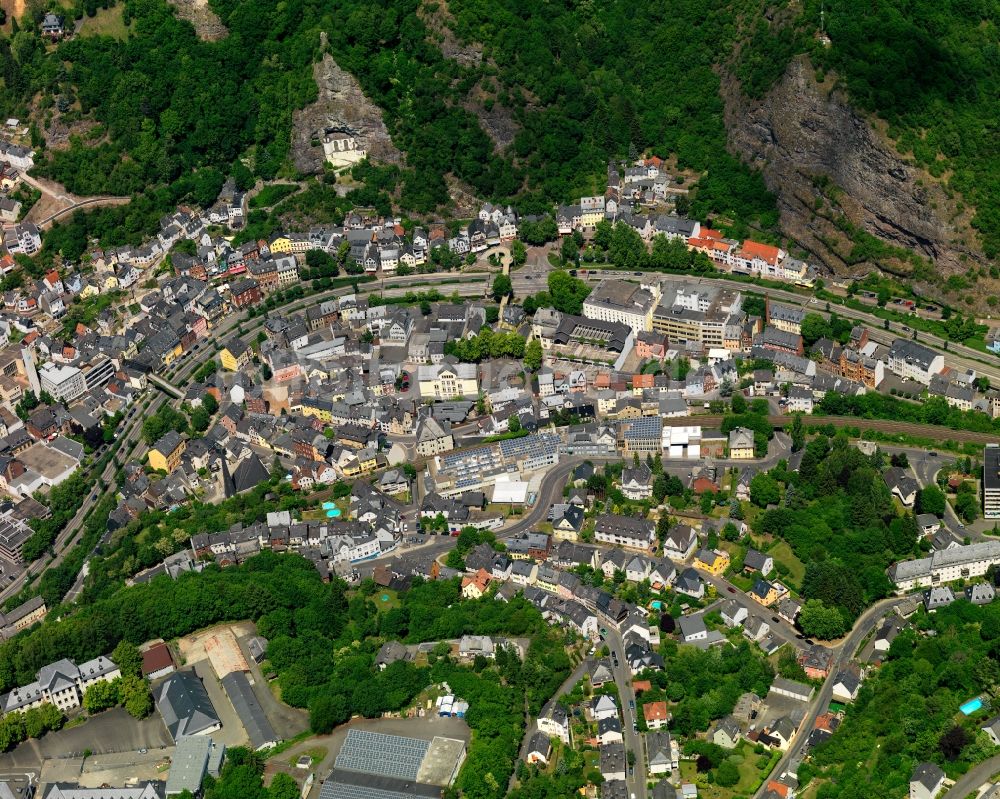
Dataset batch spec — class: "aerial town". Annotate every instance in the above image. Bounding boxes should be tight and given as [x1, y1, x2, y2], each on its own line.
[0, 81, 996, 799]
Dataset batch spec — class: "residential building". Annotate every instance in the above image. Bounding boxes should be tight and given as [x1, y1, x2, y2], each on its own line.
[711, 716, 742, 749]
[985, 445, 1000, 519]
[415, 416, 455, 457]
[220, 338, 252, 372]
[620, 463, 653, 499]
[646, 730, 678, 775]
[663, 525, 698, 561]
[228, 278, 262, 309]
[537, 702, 571, 744]
[728, 427, 755, 459]
[889, 540, 1000, 591]
[594, 514, 655, 551]
[887, 340, 944, 385]
[0, 655, 120, 715]
[643, 701, 670, 730]
[149, 430, 186, 472]
[693, 548, 730, 576]
[910, 763, 946, 799]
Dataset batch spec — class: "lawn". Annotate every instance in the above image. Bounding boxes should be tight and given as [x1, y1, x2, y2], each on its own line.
[766, 540, 806, 588]
[78, 5, 129, 39]
[679, 742, 780, 799]
[373, 589, 400, 611]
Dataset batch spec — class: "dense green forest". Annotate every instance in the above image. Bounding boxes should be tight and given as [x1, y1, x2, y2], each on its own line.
[4, 0, 784, 252]
[751, 435, 919, 637]
[806, 602, 1000, 797]
[6, 0, 996, 277]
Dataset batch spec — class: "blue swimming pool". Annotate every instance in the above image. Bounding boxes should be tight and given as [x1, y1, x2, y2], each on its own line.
[326, 508, 342, 518]
[322, 501, 336, 510]
[650, 600, 664, 610]
[961, 698, 983, 715]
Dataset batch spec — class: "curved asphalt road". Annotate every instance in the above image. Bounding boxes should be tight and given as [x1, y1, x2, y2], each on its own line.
[754, 596, 908, 796]
[942, 754, 1000, 799]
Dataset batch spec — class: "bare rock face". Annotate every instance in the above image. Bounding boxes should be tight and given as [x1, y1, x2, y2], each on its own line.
[721, 56, 981, 283]
[167, 0, 228, 41]
[291, 53, 403, 176]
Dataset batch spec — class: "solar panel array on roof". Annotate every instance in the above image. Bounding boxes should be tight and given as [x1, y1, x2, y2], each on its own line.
[334, 729, 430, 781]
[319, 769, 442, 799]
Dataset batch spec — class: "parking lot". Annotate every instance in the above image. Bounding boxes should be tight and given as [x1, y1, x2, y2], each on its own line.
[0, 708, 173, 770]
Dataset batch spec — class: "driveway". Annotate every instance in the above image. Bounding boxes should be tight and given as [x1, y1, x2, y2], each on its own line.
[193, 660, 248, 748]
[235, 631, 309, 740]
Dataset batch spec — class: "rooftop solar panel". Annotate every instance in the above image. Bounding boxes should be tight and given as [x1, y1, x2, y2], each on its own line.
[334, 729, 430, 781]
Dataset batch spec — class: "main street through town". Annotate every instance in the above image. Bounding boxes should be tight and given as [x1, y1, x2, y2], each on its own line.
[513, 250, 1000, 385]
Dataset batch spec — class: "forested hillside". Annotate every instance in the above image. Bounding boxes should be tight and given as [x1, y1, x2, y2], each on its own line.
[1, 0, 996, 282]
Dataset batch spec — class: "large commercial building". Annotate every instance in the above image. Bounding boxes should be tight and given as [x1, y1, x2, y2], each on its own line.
[985, 445, 1000, 519]
[38, 362, 86, 403]
[82, 356, 118, 391]
[583, 279, 661, 334]
[651, 284, 743, 348]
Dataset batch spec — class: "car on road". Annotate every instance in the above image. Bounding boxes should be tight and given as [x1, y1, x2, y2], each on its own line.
[771, 616, 781, 624]
[138, 748, 147, 754]
[901, 325, 911, 332]
[929, 451, 938, 457]
[628, 699, 635, 710]
[726, 586, 736, 593]
[804, 638, 814, 646]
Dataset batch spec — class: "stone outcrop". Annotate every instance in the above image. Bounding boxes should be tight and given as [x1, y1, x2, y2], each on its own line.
[721, 55, 981, 283]
[290, 53, 403, 176]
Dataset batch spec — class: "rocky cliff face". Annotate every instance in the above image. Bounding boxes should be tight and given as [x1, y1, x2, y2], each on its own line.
[721, 56, 982, 286]
[290, 53, 403, 176]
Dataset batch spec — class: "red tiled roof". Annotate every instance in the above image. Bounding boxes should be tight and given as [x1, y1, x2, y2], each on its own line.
[141, 642, 174, 675]
[740, 240, 781, 265]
